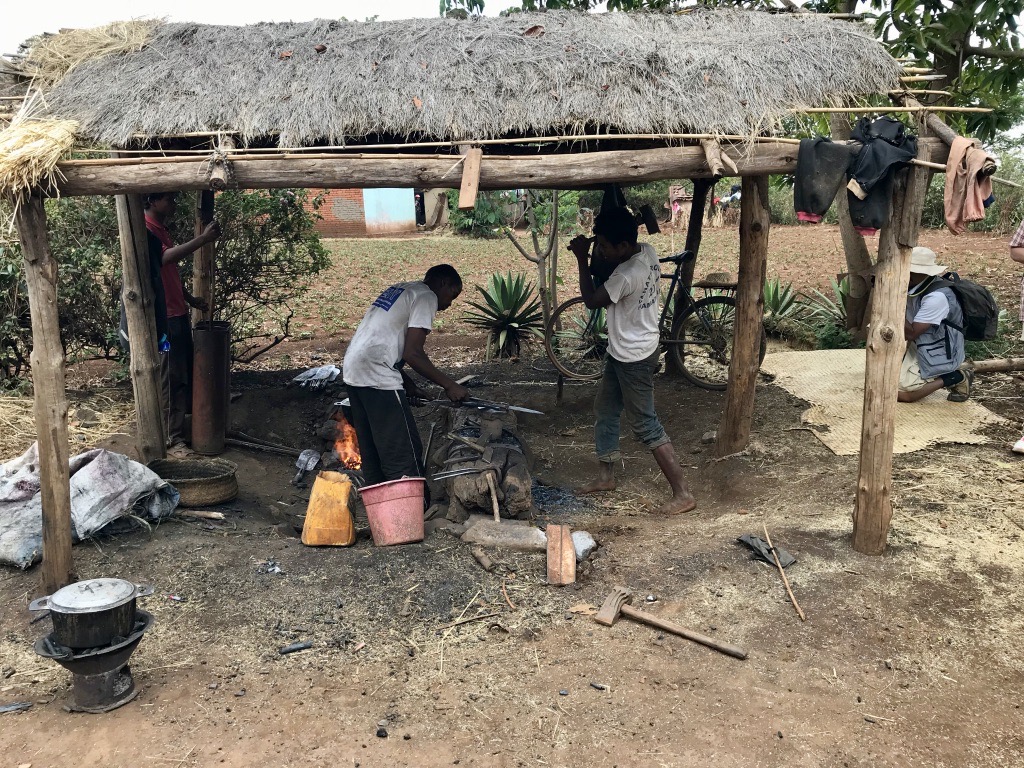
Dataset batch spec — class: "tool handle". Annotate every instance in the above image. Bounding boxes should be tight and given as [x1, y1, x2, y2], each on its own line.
[620, 605, 748, 660]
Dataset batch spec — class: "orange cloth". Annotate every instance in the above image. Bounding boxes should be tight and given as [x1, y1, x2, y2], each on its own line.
[944, 136, 996, 235]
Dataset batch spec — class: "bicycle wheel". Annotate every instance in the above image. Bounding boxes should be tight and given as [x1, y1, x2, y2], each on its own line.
[668, 296, 767, 391]
[544, 296, 608, 381]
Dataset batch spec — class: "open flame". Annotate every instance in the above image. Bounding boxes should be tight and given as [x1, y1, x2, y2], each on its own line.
[331, 411, 361, 470]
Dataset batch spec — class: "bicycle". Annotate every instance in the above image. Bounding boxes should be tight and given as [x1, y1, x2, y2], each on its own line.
[543, 250, 767, 391]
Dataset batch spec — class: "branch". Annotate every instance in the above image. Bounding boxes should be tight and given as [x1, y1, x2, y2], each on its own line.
[964, 46, 1024, 60]
[502, 228, 539, 264]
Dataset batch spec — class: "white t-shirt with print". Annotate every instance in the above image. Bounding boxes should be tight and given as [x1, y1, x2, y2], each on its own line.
[603, 243, 661, 363]
[343, 281, 437, 390]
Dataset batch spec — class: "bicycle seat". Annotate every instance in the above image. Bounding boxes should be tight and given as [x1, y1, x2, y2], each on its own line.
[659, 250, 695, 265]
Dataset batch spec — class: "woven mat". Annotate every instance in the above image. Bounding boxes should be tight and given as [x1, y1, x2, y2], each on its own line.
[760, 348, 1006, 456]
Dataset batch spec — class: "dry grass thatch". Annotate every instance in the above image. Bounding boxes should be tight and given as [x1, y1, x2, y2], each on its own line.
[0, 91, 78, 202]
[19, 20, 157, 88]
[0, 393, 136, 463]
[35, 10, 902, 147]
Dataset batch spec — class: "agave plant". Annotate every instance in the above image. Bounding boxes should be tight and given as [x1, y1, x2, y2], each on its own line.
[463, 272, 544, 360]
[763, 277, 800, 319]
[797, 276, 851, 327]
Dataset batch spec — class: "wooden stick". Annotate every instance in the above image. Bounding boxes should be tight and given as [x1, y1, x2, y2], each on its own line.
[501, 578, 517, 610]
[437, 611, 499, 631]
[900, 75, 947, 82]
[762, 522, 805, 622]
[458, 147, 483, 210]
[485, 470, 501, 523]
[175, 509, 226, 521]
[795, 106, 991, 114]
[973, 357, 1024, 373]
[470, 545, 495, 572]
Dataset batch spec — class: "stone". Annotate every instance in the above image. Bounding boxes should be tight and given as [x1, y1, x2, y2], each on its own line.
[701, 431, 717, 444]
[424, 519, 466, 536]
[461, 521, 547, 551]
[571, 531, 597, 561]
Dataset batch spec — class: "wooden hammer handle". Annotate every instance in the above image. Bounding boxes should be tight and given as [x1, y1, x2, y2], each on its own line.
[620, 605, 748, 660]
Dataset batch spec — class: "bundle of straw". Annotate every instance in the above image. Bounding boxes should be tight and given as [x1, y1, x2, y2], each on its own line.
[21, 20, 157, 87]
[0, 91, 78, 200]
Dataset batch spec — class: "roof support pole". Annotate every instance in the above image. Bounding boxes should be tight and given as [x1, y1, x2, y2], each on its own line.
[14, 196, 74, 593]
[852, 149, 930, 554]
[115, 193, 166, 463]
[192, 190, 216, 325]
[714, 174, 769, 458]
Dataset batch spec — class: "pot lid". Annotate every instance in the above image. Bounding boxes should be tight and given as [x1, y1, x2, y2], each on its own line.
[49, 578, 138, 614]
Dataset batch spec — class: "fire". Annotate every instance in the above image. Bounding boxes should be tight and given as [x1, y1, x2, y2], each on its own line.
[331, 412, 361, 470]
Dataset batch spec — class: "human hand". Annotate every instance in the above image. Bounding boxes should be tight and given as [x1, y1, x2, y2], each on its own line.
[202, 221, 221, 242]
[567, 235, 593, 261]
[445, 383, 470, 403]
[189, 296, 210, 312]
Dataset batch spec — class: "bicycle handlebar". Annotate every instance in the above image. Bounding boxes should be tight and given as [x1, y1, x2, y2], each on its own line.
[659, 250, 695, 265]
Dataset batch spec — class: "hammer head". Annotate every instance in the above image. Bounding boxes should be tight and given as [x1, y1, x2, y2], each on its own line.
[594, 586, 633, 626]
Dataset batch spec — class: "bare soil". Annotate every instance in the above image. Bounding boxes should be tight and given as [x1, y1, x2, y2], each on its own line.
[2, 225, 1023, 767]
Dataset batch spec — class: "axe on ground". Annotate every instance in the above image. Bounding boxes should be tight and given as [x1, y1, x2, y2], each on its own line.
[594, 586, 748, 660]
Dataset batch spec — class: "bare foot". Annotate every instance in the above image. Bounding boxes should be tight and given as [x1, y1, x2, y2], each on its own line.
[654, 492, 697, 515]
[574, 479, 617, 495]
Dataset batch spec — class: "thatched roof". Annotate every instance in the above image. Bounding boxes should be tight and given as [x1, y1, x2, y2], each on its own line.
[31, 9, 900, 147]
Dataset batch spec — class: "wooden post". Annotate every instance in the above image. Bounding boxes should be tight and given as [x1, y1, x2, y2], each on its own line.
[116, 194, 166, 462]
[852, 156, 929, 554]
[667, 177, 714, 376]
[715, 175, 769, 457]
[192, 190, 215, 324]
[14, 196, 74, 593]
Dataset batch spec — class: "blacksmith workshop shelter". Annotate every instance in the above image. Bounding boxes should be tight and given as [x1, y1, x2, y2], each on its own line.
[0, 9, 983, 591]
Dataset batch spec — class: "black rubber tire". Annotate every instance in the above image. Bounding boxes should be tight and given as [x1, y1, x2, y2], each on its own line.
[544, 296, 607, 381]
[668, 295, 767, 391]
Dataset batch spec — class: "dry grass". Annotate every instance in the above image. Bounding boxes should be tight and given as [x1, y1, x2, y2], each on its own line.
[35, 10, 900, 146]
[0, 91, 78, 202]
[0, 391, 135, 462]
[19, 20, 156, 88]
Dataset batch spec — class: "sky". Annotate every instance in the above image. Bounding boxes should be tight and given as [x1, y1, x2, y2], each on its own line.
[1, 0, 470, 56]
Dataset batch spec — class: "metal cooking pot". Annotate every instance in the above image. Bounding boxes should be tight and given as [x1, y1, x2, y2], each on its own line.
[29, 578, 154, 650]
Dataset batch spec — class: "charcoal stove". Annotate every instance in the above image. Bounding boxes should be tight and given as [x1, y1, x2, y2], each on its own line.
[34, 610, 155, 713]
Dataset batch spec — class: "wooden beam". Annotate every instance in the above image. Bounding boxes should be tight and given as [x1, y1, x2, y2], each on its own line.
[115, 194, 166, 462]
[852, 160, 928, 555]
[192, 190, 216, 325]
[700, 139, 726, 178]
[457, 148, 483, 210]
[14, 196, 74, 593]
[715, 175, 769, 458]
[51, 139, 952, 197]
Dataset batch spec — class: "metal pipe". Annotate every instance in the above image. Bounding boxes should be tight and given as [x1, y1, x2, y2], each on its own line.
[192, 320, 230, 455]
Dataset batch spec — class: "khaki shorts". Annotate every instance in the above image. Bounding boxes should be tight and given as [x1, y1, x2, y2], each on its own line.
[899, 346, 937, 392]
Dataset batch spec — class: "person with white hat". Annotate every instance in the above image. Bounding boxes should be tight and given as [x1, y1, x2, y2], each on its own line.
[897, 246, 973, 403]
[1008, 219, 1024, 453]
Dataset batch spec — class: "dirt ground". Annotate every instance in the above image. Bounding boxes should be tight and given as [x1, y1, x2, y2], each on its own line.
[2, 225, 1023, 767]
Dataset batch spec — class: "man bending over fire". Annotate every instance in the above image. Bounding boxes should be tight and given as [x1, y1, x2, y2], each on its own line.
[568, 207, 697, 515]
[342, 264, 469, 486]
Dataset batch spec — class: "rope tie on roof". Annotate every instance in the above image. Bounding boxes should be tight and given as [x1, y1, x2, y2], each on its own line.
[200, 147, 235, 190]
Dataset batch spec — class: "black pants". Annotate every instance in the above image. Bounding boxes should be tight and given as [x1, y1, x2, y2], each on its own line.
[347, 386, 424, 486]
[166, 315, 193, 444]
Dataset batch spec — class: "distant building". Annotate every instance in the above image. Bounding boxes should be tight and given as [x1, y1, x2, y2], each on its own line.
[304, 188, 448, 238]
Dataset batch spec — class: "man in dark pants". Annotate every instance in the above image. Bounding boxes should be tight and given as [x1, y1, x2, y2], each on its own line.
[343, 264, 468, 486]
[568, 207, 696, 515]
[144, 192, 220, 455]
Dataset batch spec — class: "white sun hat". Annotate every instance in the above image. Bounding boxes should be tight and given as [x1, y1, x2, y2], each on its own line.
[909, 246, 946, 276]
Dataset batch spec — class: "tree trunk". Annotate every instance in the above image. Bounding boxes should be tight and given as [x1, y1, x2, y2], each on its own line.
[14, 196, 74, 593]
[852, 158, 929, 555]
[115, 194, 166, 462]
[715, 175, 769, 457]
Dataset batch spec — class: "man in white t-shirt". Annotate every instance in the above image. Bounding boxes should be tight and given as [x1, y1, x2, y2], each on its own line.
[343, 264, 468, 487]
[567, 207, 696, 515]
[898, 247, 970, 403]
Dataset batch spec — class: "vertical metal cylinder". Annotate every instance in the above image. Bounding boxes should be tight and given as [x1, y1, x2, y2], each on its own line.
[191, 321, 230, 455]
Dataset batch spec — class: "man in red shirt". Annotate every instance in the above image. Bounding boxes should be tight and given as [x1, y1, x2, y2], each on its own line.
[144, 192, 220, 454]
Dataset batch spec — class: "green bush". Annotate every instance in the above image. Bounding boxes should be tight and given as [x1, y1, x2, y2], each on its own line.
[447, 190, 509, 237]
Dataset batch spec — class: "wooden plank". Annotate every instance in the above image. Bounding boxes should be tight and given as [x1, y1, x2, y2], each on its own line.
[852, 168, 919, 555]
[14, 196, 74, 593]
[115, 194, 166, 462]
[546, 524, 575, 586]
[192, 190, 216, 325]
[457, 148, 483, 210]
[715, 175, 770, 457]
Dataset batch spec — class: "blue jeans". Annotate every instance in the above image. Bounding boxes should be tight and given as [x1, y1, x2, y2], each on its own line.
[594, 352, 670, 463]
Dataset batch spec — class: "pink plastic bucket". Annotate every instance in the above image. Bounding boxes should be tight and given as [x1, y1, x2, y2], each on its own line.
[360, 477, 425, 546]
